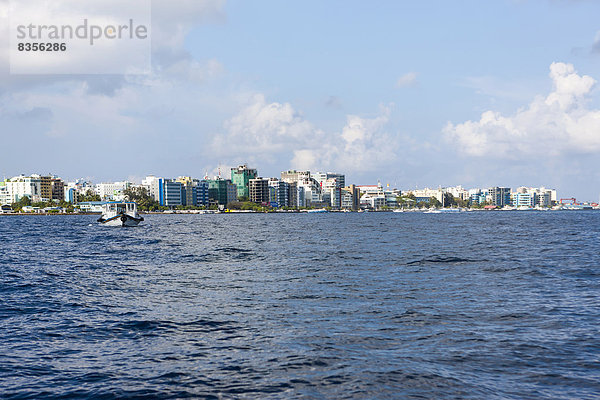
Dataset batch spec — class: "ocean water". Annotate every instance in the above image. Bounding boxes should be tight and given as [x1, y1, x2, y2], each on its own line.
[1, 212, 599, 399]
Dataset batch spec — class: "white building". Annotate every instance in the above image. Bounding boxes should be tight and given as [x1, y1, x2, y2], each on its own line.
[5, 175, 42, 203]
[513, 187, 555, 207]
[296, 177, 322, 207]
[445, 185, 470, 201]
[321, 178, 341, 208]
[358, 183, 399, 208]
[142, 176, 162, 201]
[95, 181, 131, 201]
[406, 187, 443, 203]
[313, 172, 345, 189]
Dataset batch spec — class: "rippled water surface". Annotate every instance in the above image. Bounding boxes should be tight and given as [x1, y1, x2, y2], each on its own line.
[1, 212, 600, 399]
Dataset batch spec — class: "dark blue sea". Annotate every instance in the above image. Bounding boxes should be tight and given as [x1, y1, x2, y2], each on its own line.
[1, 212, 599, 399]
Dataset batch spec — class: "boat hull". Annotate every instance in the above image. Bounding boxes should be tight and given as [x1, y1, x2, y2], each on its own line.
[98, 213, 143, 227]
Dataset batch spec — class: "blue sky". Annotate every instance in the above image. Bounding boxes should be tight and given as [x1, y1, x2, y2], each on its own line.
[1, 0, 600, 200]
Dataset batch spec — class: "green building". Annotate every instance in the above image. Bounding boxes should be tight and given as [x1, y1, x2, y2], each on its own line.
[208, 178, 237, 206]
[231, 164, 257, 199]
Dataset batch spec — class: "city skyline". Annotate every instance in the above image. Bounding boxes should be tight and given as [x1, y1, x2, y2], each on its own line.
[1, 1, 600, 199]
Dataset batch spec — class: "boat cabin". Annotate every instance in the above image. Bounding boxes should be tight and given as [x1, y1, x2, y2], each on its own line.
[105, 202, 137, 214]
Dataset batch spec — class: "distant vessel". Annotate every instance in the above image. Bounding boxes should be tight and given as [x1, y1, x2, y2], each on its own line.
[307, 208, 328, 213]
[97, 202, 144, 227]
[437, 207, 464, 213]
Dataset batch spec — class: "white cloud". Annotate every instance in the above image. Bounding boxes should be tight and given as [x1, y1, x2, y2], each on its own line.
[212, 95, 399, 173]
[444, 62, 600, 158]
[396, 72, 417, 88]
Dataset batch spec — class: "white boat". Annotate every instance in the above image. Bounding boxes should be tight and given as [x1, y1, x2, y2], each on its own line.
[438, 207, 464, 213]
[307, 208, 328, 213]
[97, 202, 144, 227]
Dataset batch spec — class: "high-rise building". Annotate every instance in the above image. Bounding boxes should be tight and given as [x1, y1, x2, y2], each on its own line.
[143, 176, 169, 205]
[96, 181, 131, 201]
[196, 180, 209, 206]
[51, 178, 65, 201]
[176, 176, 200, 206]
[287, 181, 298, 208]
[341, 185, 360, 211]
[488, 187, 511, 207]
[231, 164, 257, 199]
[313, 172, 345, 189]
[321, 178, 342, 208]
[6, 175, 42, 203]
[39, 176, 52, 200]
[281, 170, 311, 184]
[268, 178, 289, 208]
[249, 177, 269, 204]
[163, 180, 183, 207]
[208, 177, 236, 206]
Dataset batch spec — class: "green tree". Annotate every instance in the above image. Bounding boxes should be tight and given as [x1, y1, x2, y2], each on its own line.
[123, 186, 159, 211]
[429, 196, 441, 208]
[78, 189, 101, 202]
[11, 196, 31, 211]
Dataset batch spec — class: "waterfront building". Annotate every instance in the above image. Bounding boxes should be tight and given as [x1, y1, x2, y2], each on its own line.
[281, 170, 311, 184]
[196, 180, 209, 206]
[513, 186, 554, 207]
[281, 170, 319, 207]
[39, 175, 52, 200]
[341, 185, 360, 211]
[268, 178, 289, 208]
[537, 190, 552, 207]
[488, 187, 511, 207]
[406, 187, 443, 204]
[469, 189, 487, 205]
[163, 179, 183, 207]
[0, 181, 10, 205]
[6, 175, 42, 203]
[64, 186, 78, 204]
[96, 181, 131, 201]
[249, 177, 269, 204]
[287, 181, 298, 208]
[360, 192, 386, 209]
[313, 172, 345, 189]
[226, 181, 237, 204]
[359, 183, 399, 208]
[51, 178, 65, 201]
[208, 177, 236, 206]
[512, 192, 536, 207]
[143, 176, 164, 204]
[297, 177, 322, 207]
[445, 185, 470, 202]
[231, 165, 258, 199]
[294, 184, 305, 208]
[321, 178, 341, 208]
[176, 176, 201, 206]
[65, 179, 94, 200]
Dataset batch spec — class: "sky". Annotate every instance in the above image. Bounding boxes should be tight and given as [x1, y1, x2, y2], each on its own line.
[1, 0, 600, 200]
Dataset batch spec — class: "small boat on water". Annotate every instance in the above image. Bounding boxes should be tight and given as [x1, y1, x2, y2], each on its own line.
[97, 202, 144, 227]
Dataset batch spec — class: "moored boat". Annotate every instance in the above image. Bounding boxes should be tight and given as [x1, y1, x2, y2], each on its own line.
[97, 202, 144, 227]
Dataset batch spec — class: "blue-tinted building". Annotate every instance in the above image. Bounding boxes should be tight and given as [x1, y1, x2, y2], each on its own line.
[196, 180, 209, 206]
[163, 180, 183, 207]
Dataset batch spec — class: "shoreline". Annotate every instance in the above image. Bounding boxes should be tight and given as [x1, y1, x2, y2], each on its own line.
[1, 209, 598, 216]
